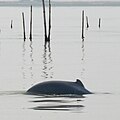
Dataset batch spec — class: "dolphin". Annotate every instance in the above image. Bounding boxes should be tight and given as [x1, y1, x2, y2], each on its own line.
[27, 79, 92, 95]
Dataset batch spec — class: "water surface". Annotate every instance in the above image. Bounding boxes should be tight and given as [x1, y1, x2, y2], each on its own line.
[0, 6, 120, 120]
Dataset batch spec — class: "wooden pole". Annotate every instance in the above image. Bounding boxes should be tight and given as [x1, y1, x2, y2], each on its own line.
[11, 20, 13, 29]
[86, 16, 89, 28]
[48, 0, 51, 42]
[42, 0, 48, 42]
[98, 18, 101, 28]
[82, 10, 85, 39]
[29, 5, 32, 41]
[22, 12, 26, 41]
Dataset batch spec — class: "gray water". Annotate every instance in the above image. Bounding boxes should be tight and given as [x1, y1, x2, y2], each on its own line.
[0, 6, 120, 120]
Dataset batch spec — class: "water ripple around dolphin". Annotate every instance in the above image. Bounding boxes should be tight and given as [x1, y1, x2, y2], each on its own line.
[28, 94, 85, 112]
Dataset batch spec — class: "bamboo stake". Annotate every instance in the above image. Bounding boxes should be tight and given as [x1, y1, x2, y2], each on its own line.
[98, 18, 101, 28]
[86, 16, 89, 28]
[42, 0, 48, 42]
[22, 12, 26, 41]
[48, 0, 51, 42]
[11, 20, 13, 29]
[29, 5, 32, 41]
[82, 10, 85, 39]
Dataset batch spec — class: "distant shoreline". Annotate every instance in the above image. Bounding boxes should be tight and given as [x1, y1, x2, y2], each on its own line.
[0, 1, 120, 7]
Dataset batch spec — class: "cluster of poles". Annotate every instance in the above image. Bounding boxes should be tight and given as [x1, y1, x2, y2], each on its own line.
[22, 6, 32, 41]
[81, 10, 101, 40]
[21, 1, 101, 46]
[22, 0, 51, 45]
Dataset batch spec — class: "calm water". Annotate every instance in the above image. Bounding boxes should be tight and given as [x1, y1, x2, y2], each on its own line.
[0, 6, 120, 120]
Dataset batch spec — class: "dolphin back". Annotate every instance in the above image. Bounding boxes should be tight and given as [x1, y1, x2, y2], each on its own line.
[27, 79, 92, 95]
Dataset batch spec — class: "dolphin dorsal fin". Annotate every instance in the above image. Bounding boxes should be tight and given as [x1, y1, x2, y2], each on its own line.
[76, 79, 84, 87]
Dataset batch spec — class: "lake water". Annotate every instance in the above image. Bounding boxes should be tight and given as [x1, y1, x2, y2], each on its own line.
[0, 5, 120, 120]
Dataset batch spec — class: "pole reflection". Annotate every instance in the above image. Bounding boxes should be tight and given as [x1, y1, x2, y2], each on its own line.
[22, 41, 34, 83]
[22, 41, 26, 80]
[81, 38, 85, 80]
[41, 42, 53, 79]
[29, 41, 34, 80]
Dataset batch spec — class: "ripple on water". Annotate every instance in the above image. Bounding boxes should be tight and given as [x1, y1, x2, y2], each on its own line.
[28, 94, 85, 112]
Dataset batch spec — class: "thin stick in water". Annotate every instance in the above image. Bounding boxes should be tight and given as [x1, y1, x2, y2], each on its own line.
[11, 20, 13, 29]
[82, 10, 85, 39]
[42, 0, 48, 42]
[86, 16, 89, 28]
[22, 12, 26, 41]
[29, 5, 32, 41]
[48, 0, 51, 42]
[98, 18, 101, 28]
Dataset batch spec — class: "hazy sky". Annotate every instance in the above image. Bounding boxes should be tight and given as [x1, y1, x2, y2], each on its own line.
[53, 0, 120, 1]
[0, 0, 120, 1]
[0, 0, 19, 1]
